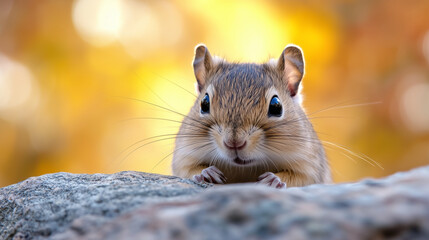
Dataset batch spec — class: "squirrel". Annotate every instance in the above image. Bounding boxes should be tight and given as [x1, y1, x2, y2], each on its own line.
[172, 44, 331, 188]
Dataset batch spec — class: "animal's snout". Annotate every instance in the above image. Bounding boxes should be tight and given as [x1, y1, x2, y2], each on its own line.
[223, 140, 247, 150]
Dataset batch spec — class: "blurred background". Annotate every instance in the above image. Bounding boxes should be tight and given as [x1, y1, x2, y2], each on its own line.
[0, 0, 428, 187]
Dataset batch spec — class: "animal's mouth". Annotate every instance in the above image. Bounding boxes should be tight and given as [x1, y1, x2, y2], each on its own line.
[233, 157, 253, 165]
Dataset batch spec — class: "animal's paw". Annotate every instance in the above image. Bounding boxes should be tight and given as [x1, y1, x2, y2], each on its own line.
[257, 172, 287, 189]
[193, 166, 226, 184]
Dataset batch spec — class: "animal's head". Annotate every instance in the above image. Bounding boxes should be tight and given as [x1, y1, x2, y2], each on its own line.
[180, 44, 312, 168]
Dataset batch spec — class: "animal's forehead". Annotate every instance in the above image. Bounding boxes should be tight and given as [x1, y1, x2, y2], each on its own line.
[211, 63, 272, 92]
[208, 63, 275, 109]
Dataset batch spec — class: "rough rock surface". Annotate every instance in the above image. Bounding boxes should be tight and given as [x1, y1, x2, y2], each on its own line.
[2, 167, 429, 240]
[0, 171, 209, 240]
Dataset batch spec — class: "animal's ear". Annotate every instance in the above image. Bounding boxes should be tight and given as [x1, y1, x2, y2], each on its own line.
[277, 44, 305, 97]
[193, 44, 213, 93]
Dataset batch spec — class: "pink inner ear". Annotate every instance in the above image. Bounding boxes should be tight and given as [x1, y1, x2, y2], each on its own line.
[283, 57, 302, 98]
[287, 81, 300, 97]
[288, 85, 296, 97]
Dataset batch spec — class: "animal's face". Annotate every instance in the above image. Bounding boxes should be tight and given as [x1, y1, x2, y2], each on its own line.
[174, 44, 311, 170]
[182, 62, 310, 168]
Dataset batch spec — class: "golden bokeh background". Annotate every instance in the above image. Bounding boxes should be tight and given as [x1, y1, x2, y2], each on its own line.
[1, 0, 429, 187]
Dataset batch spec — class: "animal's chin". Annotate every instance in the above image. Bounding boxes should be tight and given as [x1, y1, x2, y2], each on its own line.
[233, 157, 253, 165]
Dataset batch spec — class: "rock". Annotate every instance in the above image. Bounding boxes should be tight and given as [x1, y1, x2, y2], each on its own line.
[2, 167, 429, 240]
[0, 171, 210, 240]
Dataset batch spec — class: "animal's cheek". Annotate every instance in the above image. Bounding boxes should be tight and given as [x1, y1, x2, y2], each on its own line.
[242, 128, 263, 151]
[209, 128, 223, 148]
[234, 133, 265, 161]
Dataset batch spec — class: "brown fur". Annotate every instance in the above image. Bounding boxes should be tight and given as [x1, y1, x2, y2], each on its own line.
[172, 45, 331, 187]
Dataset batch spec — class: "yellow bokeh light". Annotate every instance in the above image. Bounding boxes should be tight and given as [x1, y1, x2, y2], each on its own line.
[72, 0, 123, 46]
[400, 81, 429, 133]
[72, 0, 184, 58]
[0, 54, 39, 121]
[1, 0, 429, 187]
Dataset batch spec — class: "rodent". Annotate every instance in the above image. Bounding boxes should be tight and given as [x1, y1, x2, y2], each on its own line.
[172, 44, 331, 188]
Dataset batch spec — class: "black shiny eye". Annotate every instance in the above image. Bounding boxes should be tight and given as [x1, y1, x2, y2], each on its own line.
[201, 93, 210, 114]
[268, 95, 282, 117]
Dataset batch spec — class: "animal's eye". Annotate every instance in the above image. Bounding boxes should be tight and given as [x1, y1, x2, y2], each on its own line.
[201, 93, 210, 114]
[268, 95, 282, 117]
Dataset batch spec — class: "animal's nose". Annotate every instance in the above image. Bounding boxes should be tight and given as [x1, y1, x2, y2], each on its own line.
[224, 140, 247, 150]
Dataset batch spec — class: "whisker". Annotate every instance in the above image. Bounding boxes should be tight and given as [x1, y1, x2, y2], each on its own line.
[262, 115, 348, 133]
[255, 146, 269, 174]
[134, 72, 177, 111]
[118, 133, 209, 166]
[321, 140, 383, 169]
[335, 150, 358, 164]
[152, 141, 212, 171]
[262, 145, 293, 171]
[180, 142, 214, 167]
[265, 140, 317, 162]
[265, 133, 382, 169]
[118, 137, 178, 165]
[150, 72, 197, 98]
[116, 132, 206, 160]
[116, 96, 213, 129]
[117, 117, 210, 132]
[208, 147, 221, 170]
[307, 101, 382, 117]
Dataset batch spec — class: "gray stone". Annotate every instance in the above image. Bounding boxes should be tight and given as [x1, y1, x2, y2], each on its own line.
[0, 171, 210, 240]
[2, 167, 429, 240]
